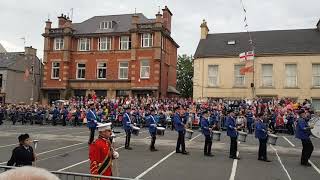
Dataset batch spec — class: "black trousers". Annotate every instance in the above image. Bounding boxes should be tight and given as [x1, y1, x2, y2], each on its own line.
[52, 117, 57, 126]
[301, 139, 314, 164]
[88, 127, 95, 144]
[0, 118, 3, 125]
[230, 137, 238, 158]
[247, 122, 253, 134]
[176, 130, 186, 152]
[287, 123, 294, 135]
[258, 138, 268, 160]
[125, 130, 131, 148]
[204, 134, 212, 155]
[269, 122, 275, 133]
[150, 132, 156, 149]
[62, 117, 67, 126]
[74, 117, 79, 126]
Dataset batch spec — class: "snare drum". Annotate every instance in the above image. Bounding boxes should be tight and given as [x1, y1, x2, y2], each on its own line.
[267, 134, 278, 145]
[185, 129, 194, 139]
[132, 126, 140, 136]
[238, 131, 248, 142]
[157, 127, 165, 136]
[212, 131, 221, 141]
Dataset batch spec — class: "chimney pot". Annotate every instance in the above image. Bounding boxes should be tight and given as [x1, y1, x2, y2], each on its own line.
[200, 19, 209, 39]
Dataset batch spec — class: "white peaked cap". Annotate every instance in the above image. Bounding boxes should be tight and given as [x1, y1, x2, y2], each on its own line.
[97, 122, 112, 131]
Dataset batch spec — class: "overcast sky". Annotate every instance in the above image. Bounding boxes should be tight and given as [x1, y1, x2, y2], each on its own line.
[0, 0, 319, 58]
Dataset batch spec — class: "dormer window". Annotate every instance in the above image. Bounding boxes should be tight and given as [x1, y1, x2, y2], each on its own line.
[100, 21, 113, 29]
[227, 40, 236, 45]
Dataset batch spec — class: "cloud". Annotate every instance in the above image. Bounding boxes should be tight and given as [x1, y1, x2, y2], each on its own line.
[0, 40, 24, 52]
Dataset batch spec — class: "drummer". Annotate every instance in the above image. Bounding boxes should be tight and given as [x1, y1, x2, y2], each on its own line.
[295, 109, 314, 166]
[255, 112, 271, 162]
[201, 110, 214, 157]
[147, 108, 158, 151]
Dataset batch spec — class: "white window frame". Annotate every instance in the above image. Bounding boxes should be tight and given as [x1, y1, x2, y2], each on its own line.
[76, 63, 86, 79]
[261, 64, 273, 87]
[97, 62, 107, 79]
[100, 21, 113, 29]
[118, 62, 129, 80]
[51, 62, 60, 79]
[234, 65, 245, 86]
[98, 37, 112, 51]
[120, 36, 130, 50]
[78, 38, 90, 51]
[54, 38, 64, 50]
[285, 64, 297, 88]
[140, 60, 150, 79]
[208, 65, 219, 87]
[141, 33, 153, 48]
[312, 64, 320, 87]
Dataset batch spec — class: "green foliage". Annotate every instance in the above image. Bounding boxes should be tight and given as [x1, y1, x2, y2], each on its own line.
[177, 54, 194, 98]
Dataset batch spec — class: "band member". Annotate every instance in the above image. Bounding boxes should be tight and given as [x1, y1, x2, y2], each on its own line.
[7, 134, 36, 167]
[201, 110, 213, 157]
[87, 101, 98, 144]
[89, 123, 119, 180]
[123, 106, 133, 150]
[295, 109, 314, 166]
[173, 106, 189, 155]
[255, 113, 271, 162]
[286, 109, 295, 135]
[147, 108, 158, 151]
[246, 108, 254, 134]
[226, 109, 240, 159]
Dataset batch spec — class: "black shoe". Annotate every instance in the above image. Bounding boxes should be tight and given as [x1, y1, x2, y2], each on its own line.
[176, 150, 182, 153]
[150, 148, 158, 152]
[301, 162, 312, 167]
[181, 151, 189, 155]
[232, 156, 240, 160]
[125, 147, 133, 150]
[205, 153, 214, 157]
[263, 159, 271, 162]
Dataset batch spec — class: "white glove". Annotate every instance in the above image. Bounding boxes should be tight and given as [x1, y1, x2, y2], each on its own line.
[113, 151, 119, 159]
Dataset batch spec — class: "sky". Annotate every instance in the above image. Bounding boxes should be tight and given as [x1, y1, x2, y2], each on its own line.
[0, 0, 319, 59]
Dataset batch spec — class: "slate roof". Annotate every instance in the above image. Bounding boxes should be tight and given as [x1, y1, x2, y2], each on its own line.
[0, 43, 6, 53]
[0, 52, 24, 68]
[72, 13, 151, 35]
[194, 28, 320, 58]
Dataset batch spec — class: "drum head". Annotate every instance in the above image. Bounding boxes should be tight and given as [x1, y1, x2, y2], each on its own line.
[157, 127, 165, 130]
[238, 131, 247, 135]
[132, 126, 140, 130]
[310, 117, 320, 138]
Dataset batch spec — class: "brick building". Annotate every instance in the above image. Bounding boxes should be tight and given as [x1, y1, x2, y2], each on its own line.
[41, 6, 179, 104]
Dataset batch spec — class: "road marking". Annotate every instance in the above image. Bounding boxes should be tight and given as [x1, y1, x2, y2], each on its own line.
[282, 136, 295, 147]
[229, 151, 239, 180]
[37, 146, 88, 162]
[0, 143, 18, 148]
[134, 132, 201, 179]
[309, 160, 320, 175]
[270, 145, 292, 180]
[57, 145, 125, 172]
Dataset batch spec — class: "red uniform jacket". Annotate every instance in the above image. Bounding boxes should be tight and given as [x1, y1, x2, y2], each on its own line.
[89, 136, 112, 179]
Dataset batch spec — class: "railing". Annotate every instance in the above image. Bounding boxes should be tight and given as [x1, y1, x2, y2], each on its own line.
[0, 165, 139, 180]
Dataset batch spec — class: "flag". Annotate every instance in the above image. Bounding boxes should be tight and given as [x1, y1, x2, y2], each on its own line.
[239, 52, 246, 62]
[24, 68, 30, 81]
[239, 51, 255, 62]
[246, 51, 255, 60]
[240, 65, 254, 75]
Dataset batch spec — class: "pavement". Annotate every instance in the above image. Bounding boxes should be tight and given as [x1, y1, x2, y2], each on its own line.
[0, 121, 320, 180]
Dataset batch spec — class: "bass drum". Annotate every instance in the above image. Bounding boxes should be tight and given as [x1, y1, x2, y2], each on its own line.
[308, 115, 320, 138]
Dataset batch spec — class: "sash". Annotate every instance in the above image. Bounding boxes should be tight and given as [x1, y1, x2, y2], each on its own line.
[90, 110, 97, 120]
[97, 151, 112, 175]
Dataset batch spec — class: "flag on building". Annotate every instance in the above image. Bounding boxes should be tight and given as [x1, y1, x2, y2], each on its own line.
[240, 65, 254, 75]
[239, 51, 255, 62]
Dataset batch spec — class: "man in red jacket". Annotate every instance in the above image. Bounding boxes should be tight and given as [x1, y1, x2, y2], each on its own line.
[89, 123, 119, 179]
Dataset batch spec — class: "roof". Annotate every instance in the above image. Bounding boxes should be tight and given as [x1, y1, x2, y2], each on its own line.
[167, 86, 180, 94]
[194, 28, 320, 58]
[0, 52, 24, 68]
[0, 43, 6, 53]
[72, 13, 151, 35]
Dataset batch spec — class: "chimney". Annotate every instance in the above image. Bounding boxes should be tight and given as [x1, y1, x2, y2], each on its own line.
[162, 6, 172, 32]
[132, 14, 139, 25]
[64, 16, 72, 28]
[58, 14, 68, 28]
[45, 19, 52, 29]
[155, 12, 162, 23]
[25, 46, 37, 57]
[200, 19, 209, 39]
[317, 19, 320, 31]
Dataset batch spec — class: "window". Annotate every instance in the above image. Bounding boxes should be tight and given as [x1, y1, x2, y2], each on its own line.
[116, 90, 130, 97]
[312, 99, 320, 112]
[76, 63, 86, 79]
[79, 38, 90, 51]
[312, 64, 320, 87]
[140, 60, 150, 79]
[51, 62, 60, 79]
[54, 38, 64, 50]
[141, 33, 153, 47]
[285, 64, 297, 87]
[119, 62, 129, 79]
[234, 65, 245, 86]
[97, 62, 107, 79]
[100, 21, 113, 29]
[98, 37, 112, 51]
[120, 36, 131, 50]
[208, 65, 219, 87]
[262, 64, 273, 87]
[227, 40, 236, 45]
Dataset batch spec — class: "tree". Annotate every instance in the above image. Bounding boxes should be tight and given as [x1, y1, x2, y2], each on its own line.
[177, 54, 194, 98]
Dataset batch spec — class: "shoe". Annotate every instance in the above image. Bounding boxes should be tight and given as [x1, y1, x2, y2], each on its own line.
[232, 156, 240, 160]
[263, 159, 271, 162]
[150, 148, 158, 152]
[125, 147, 133, 150]
[301, 162, 312, 167]
[205, 153, 214, 157]
[181, 151, 189, 155]
[176, 150, 182, 153]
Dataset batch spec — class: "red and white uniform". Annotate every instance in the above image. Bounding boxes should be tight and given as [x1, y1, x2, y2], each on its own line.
[89, 136, 112, 180]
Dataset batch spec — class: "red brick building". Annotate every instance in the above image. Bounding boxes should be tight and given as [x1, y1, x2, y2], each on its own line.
[41, 6, 179, 104]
